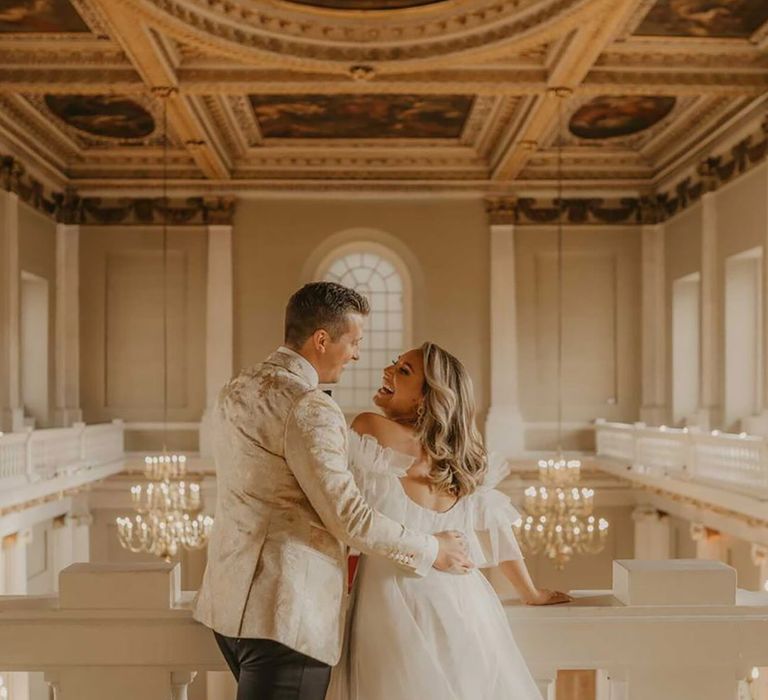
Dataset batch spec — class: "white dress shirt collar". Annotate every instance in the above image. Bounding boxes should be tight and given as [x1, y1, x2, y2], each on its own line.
[277, 346, 320, 388]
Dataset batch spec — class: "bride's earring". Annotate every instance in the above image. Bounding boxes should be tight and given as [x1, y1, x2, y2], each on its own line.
[416, 403, 425, 424]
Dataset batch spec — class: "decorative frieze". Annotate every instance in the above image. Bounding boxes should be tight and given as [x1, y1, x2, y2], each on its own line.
[486, 116, 768, 226]
[0, 160, 235, 225]
[485, 195, 652, 226]
[56, 195, 236, 226]
[0, 156, 58, 217]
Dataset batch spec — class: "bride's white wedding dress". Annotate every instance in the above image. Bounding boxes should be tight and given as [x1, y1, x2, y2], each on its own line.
[326, 430, 543, 700]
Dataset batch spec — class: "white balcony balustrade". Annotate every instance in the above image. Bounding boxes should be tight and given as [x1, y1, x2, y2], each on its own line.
[0, 559, 764, 700]
[595, 420, 768, 499]
[0, 421, 125, 510]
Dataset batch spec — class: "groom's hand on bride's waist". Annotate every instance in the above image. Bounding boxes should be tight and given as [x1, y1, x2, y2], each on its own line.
[433, 530, 474, 575]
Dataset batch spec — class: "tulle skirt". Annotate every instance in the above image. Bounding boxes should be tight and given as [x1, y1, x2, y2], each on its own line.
[327, 556, 543, 700]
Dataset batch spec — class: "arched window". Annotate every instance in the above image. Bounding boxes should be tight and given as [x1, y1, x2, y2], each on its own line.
[318, 243, 411, 411]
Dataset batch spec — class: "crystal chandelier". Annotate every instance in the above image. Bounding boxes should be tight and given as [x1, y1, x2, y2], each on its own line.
[513, 90, 609, 570]
[116, 90, 213, 561]
[117, 455, 213, 561]
[515, 458, 609, 569]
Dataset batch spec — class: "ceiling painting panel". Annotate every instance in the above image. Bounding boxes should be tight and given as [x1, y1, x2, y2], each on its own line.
[43, 94, 155, 140]
[569, 96, 677, 140]
[635, 0, 768, 38]
[248, 95, 474, 140]
[0, 0, 89, 33]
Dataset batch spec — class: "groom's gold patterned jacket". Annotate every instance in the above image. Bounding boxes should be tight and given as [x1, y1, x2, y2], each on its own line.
[193, 349, 436, 665]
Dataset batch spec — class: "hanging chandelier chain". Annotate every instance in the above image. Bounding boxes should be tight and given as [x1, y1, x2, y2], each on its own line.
[556, 90, 564, 456]
[513, 89, 611, 571]
[162, 90, 169, 453]
[116, 87, 214, 562]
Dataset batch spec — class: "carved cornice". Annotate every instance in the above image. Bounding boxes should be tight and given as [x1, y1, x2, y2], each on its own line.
[0, 155, 235, 225]
[56, 195, 236, 226]
[0, 156, 58, 217]
[655, 117, 768, 221]
[487, 116, 768, 225]
[485, 195, 652, 226]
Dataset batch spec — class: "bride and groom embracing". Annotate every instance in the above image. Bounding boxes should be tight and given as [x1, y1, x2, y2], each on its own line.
[193, 281, 572, 700]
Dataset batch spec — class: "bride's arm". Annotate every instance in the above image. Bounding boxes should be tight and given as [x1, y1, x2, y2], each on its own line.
[499, 559, 573, 606]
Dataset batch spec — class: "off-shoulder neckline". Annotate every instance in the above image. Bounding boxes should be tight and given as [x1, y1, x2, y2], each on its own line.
[349, 429, 462, 516]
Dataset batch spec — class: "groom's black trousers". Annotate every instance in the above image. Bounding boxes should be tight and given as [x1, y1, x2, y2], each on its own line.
[214, 632, 332, 700]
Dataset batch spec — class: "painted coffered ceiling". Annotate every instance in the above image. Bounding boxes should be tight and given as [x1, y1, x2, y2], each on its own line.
[0, 0, 767, 194]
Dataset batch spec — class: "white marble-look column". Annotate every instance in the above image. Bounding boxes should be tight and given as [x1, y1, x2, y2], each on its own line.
[71, 513, 92, 565]
[484, 221, 525, 457]
[690, 522, 729, 561]
[54, 223, 82, 426]
[640, 224, 668, 425]
[199, 225, 233, 458]
[51, 515, 75, 592]
[632, 505, 673, 559]
[0, 190, 23, 432]
[1, 530, 29, 594]
[744, 167, 768, 437]
[696, 192, 722, 430]
[751, 543, 768, 591]
[171, 671, 197, 700]
[1, 530, 31, 700]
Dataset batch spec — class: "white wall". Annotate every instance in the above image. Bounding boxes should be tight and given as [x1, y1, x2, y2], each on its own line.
[672, 273, 700, 425]
[20, 272, 49, 428]
[724, 249, 762, 431]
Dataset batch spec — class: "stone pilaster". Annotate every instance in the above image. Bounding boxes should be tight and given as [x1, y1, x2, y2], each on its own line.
[696, 192, 722, 430]
[0, 190, 23, 432]
[632, 506, 673, 560]
[54, 223, 82, 426]
[484, 218, 525, 457]
[640, 224, 668, 425]
[200, 225, 233, 458]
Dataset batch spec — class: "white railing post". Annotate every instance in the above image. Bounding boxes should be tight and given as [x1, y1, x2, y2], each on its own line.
[595, 421, 768, 498]
[171, 670, 198, 700]
[533, 673, 557, 700]
[52, 563, 191, 700]
[24, 426, 34, 480]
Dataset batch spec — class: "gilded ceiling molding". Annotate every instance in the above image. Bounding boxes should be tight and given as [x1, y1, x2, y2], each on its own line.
[115, 0, 598, 70]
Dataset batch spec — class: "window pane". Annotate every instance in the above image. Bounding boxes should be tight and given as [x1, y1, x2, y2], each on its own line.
[370, 312, 386, 331]
[322, 250, 406, 412]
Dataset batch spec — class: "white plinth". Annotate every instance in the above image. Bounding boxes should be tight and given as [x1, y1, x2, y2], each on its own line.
[59, 562, 180, 610]
[613, 559, 736, 606]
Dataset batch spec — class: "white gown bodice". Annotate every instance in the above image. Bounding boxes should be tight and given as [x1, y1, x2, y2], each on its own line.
[326, 430, 544, 700]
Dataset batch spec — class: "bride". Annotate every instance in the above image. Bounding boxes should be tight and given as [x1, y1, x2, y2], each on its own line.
[327, 342, 572, 700]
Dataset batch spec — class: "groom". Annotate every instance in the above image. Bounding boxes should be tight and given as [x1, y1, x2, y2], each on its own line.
[194, 281, 472, 699]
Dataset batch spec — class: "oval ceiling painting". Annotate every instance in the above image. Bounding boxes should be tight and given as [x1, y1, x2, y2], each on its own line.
[285, 0, 444, 9]
[44, 95, 155, 139]
[569, 96, 676, 140]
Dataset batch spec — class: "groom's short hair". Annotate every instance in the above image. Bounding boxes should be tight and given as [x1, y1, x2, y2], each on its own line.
[284, 282, 370, 347]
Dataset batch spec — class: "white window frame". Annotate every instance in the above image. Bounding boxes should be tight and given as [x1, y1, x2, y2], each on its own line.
[315, 241, 413, 414]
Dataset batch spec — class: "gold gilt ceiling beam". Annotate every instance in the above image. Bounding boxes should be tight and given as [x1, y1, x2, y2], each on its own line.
[2, 68, 767, 97]
[86, 0, 229, 179]
[491, 0, 645, 180]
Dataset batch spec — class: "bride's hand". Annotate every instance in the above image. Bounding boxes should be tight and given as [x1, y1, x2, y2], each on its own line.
[523, 589, 573, 606]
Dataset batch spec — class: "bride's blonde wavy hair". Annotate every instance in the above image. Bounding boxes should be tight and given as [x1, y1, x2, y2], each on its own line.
[415, 342, 487, 499]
